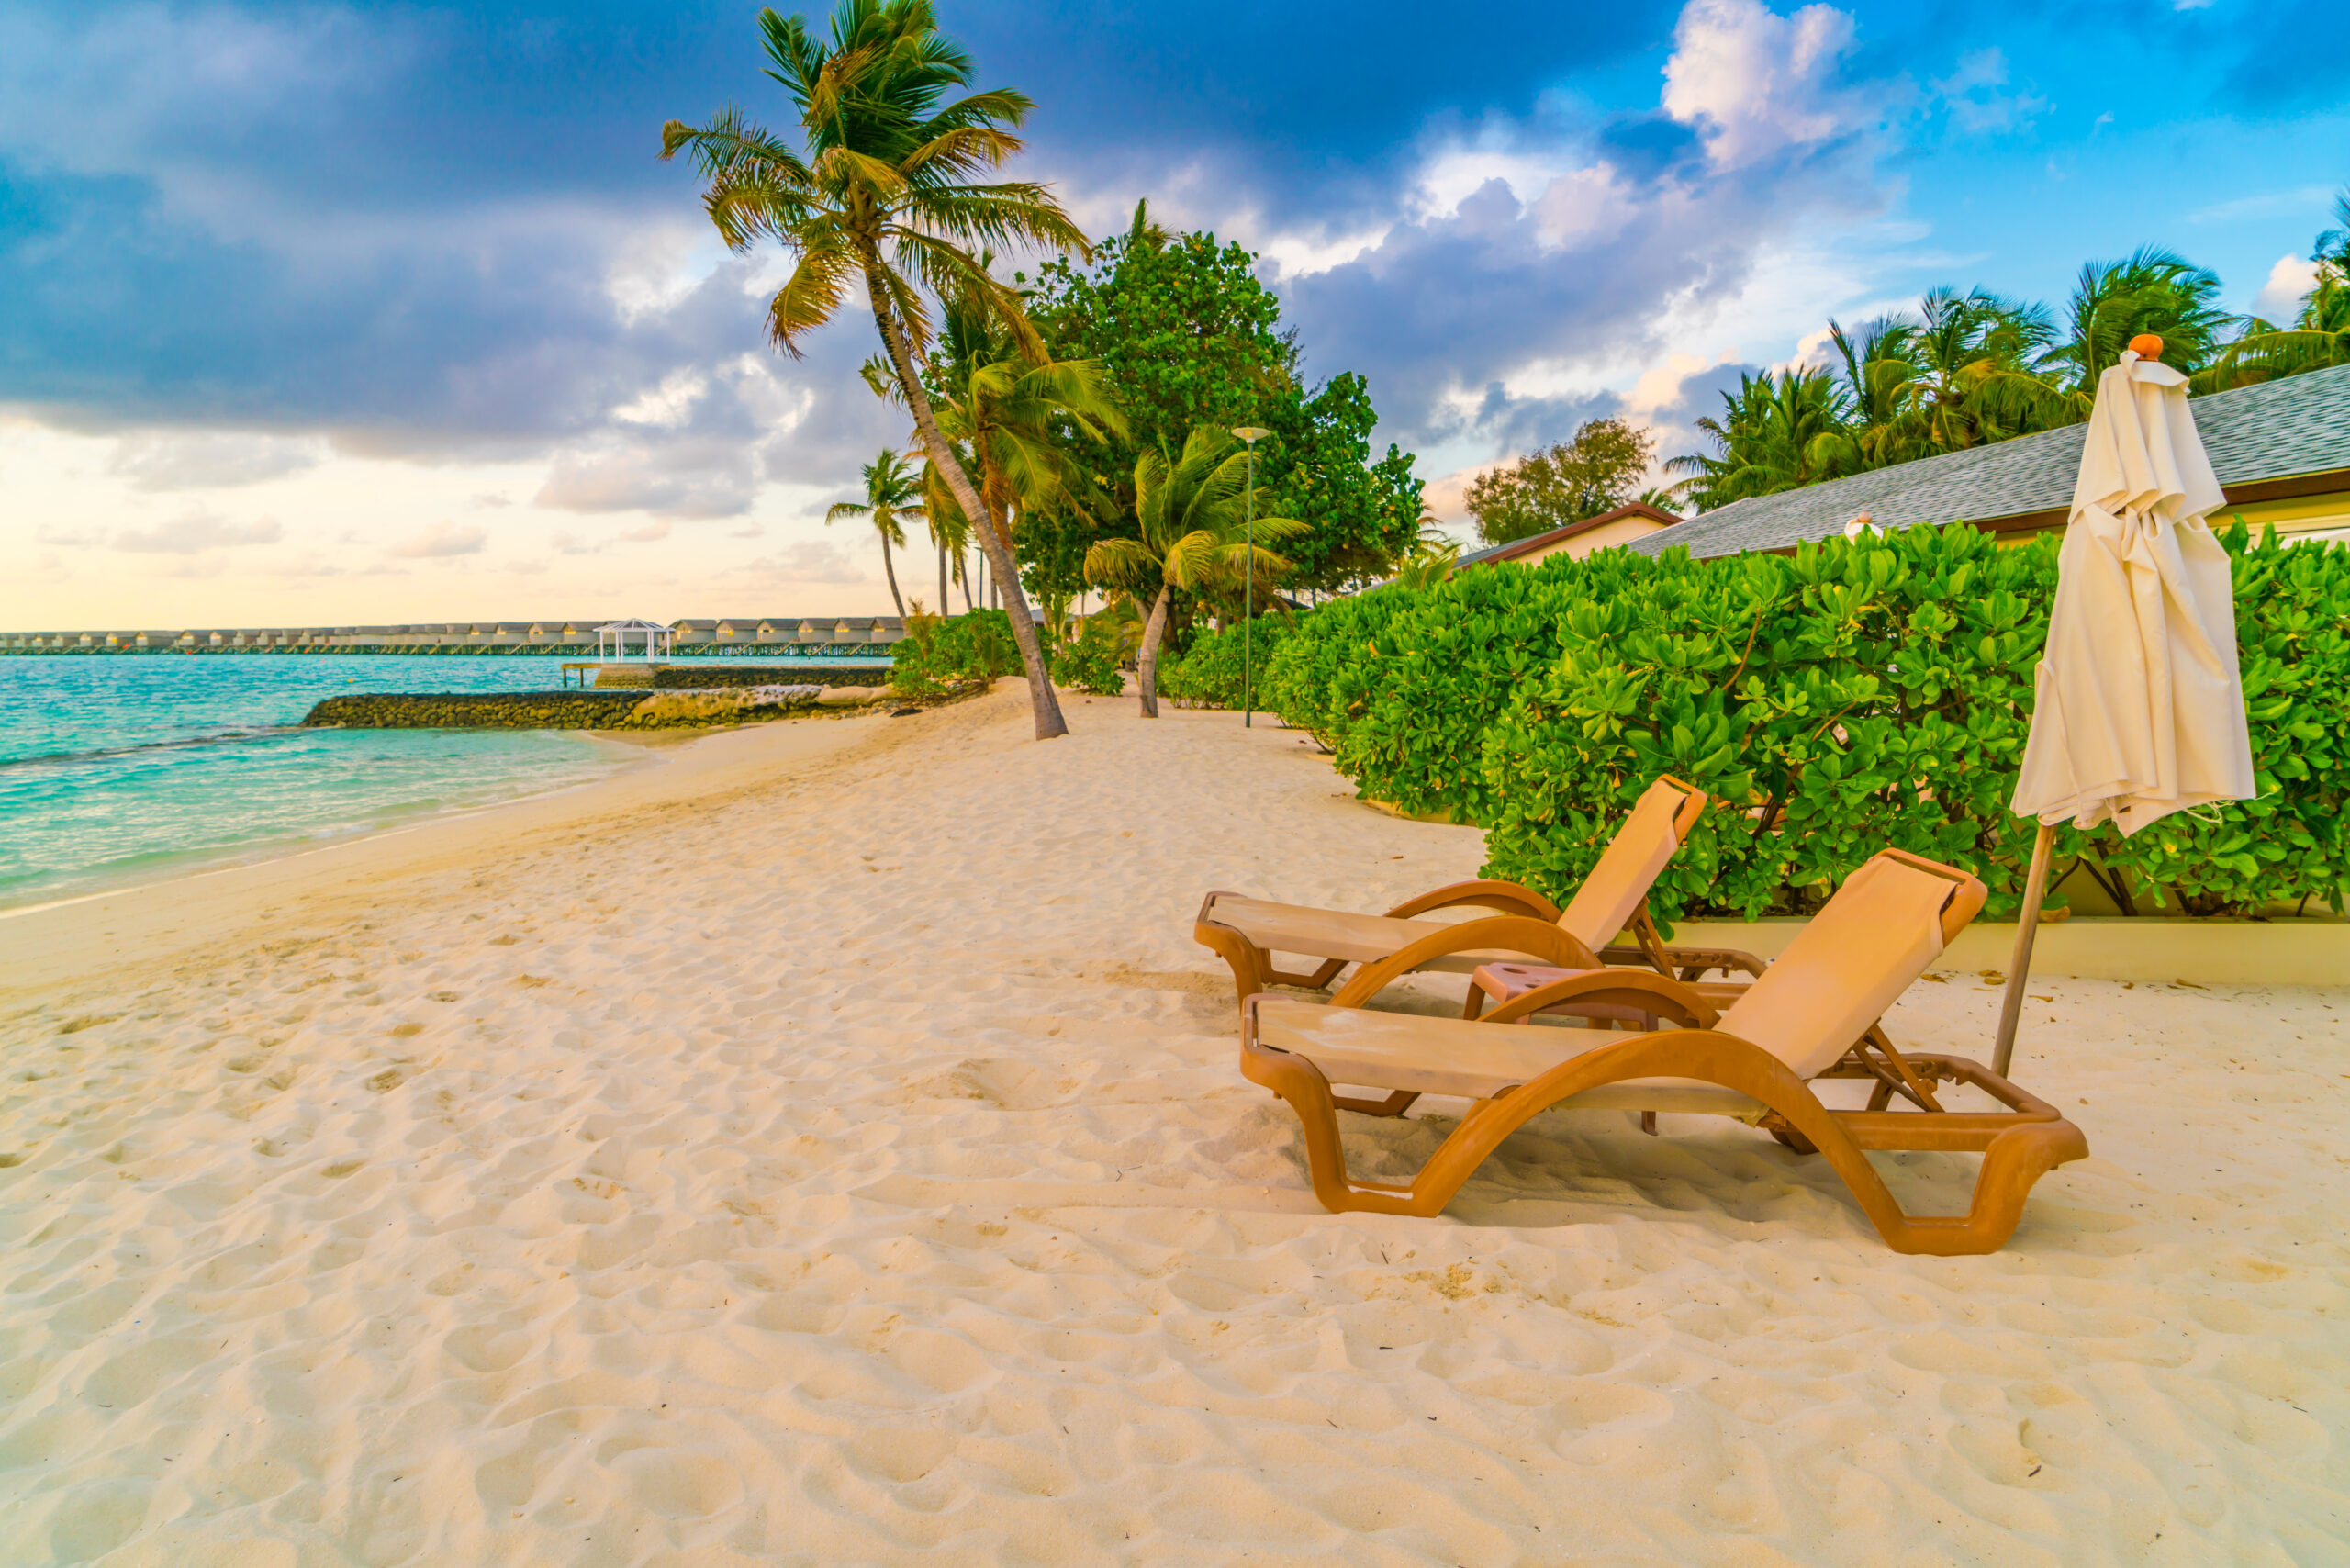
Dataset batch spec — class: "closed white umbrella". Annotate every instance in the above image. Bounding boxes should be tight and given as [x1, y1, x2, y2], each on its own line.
[1993, 332, 2257, 1072]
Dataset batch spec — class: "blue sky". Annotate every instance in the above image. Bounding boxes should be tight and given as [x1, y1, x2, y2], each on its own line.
[1, 0, 2343, 625]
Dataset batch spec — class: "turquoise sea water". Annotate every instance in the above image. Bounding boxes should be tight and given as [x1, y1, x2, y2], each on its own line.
[0, 656, 871, 910]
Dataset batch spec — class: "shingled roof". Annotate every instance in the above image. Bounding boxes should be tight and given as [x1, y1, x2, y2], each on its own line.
[1631, 361, 2350, 561]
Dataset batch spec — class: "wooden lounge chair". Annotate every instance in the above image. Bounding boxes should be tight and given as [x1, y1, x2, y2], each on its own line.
[1237, 848, 2087, 1255]
[1195, 776, 1753, 1015]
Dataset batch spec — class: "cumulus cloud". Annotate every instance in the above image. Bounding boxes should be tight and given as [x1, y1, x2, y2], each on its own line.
[389, 521, 487, 558]
[1661, 0, 1863, 169]
[1262, 0, 1903, 474]
[112, 513, 284, 554]
[552, 532, 605, 556]
[2252, 254, 2319, 323]
[619, 521, 672, 543]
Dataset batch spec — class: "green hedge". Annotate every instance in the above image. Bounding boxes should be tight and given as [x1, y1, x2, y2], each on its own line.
[1277, 521, 2349, 921]
[1159, 618, 1292, 708]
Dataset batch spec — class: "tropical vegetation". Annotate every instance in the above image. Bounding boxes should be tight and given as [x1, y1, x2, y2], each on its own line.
[823, 448, 923, 617]
[1670, 190, 2350, 512]
[1081, 426, 1302, 717]
[664, 0, 1091, 738]
[673, 11, 1428, 734]
[1024, 205, 1423, 604]
[1262, 522, 2350, 924]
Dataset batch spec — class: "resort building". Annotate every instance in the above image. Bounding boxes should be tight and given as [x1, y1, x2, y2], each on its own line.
[5, 615, 911, 654]
[1455, 501, 1684, 570]
[1635, 361, 2350, 561]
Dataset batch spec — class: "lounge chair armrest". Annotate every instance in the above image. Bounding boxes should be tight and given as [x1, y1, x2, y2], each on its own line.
[1330, 917, 1603, 1009]
[1382, 879, 1562, 922]
[1480, 968, 1720, 1028]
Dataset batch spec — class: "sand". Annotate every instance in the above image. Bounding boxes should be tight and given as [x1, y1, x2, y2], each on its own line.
[1, 684, 2344, 1565]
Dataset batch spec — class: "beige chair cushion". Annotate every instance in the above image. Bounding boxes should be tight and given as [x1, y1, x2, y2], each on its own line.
[1254, 997, 1763, 1116]
[1554, 778, 1697, 948]
[1715, 854, 1956, 1079]
[1206, 896, 1516, 974]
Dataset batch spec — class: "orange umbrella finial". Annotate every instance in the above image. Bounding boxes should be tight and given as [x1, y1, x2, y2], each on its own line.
[2128, 333, 2165, 360]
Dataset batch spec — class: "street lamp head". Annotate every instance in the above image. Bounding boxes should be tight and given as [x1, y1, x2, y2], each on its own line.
[1231, 426, 1271, 446]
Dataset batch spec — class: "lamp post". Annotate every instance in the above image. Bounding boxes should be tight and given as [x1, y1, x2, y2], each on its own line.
[1231, 427, 1271, 726]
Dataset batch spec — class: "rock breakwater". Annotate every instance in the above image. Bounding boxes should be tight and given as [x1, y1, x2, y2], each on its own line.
[302, 693, 651, 729]
[300, 685, 873, 730]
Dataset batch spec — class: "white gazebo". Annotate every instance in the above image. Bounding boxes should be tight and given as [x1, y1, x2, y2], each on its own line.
[596, 619, 673, 661]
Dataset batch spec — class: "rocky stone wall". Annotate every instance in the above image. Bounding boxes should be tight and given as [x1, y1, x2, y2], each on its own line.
[301, 693, 652, 729]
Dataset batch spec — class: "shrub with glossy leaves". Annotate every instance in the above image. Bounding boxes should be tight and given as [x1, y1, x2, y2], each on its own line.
[890, 609, 1016, 699]
[1159, 618, 1290, 708]
[1281, 521, 2349, 922]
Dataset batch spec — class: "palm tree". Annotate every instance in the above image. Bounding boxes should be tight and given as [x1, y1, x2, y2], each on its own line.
[824, 448, 923, 617]
[1666, 366, 1854, 510]
[1824, 314, 1916, 465]
[662, 0, 1091, 740]
[879, 293, 1126, 588]
[1886, 287, 2051, 456]
[2199, 189, 2350, 389]
[1084, 427, 1301, 718]
[2038, 248, 2228, 411]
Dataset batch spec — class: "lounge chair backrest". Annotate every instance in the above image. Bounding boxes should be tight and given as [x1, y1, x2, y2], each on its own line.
[1555, 776, 1707, 948]
[1715, 849, 1987, 1079]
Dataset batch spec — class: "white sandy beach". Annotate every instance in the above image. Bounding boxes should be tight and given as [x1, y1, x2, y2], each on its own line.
[1, 684, 2344, 1565]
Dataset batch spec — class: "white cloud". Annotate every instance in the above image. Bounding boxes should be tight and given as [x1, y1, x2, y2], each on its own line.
[619, 521, 672, 543]
[2252, 254, 2320, 323]
[1662, 0, 1863, 168]
[388, 520, 487, 558]
[113, 512, 284, 554]
[728, 523, 766, 540]
[106, 431, 325, 490]
[610, 369, 710, 430]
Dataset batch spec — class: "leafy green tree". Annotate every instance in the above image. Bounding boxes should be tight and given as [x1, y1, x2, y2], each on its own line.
[1464, 417, 1655, 545]
[824, 448, 923, 617]
[1083, 427, 1302, 718]
[662, 0, 1089, 739]
[1025, 205, 1423, 599]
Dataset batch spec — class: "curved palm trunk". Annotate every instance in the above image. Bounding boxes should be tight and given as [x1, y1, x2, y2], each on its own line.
[1135, 583, 1172, 719]
[937, 543, 948, 619]
[879, 531, 905, 619]
[865, 268, 1067, 740]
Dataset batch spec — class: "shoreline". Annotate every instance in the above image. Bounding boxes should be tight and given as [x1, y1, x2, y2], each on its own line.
[0, 703, 894, 1006]
[0, 730, 658, 924]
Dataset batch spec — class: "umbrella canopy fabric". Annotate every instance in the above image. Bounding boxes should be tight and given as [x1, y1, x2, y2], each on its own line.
[2010, 348, 2255, 837]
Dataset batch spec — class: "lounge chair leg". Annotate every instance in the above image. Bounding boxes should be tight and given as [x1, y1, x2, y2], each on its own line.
[1639, 1112, 1658, 1136]
[1461, 987, 1486, 1020]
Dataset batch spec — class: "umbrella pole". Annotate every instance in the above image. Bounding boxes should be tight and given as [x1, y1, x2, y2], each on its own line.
[1993, 822, 2056, 1078]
